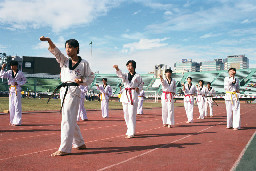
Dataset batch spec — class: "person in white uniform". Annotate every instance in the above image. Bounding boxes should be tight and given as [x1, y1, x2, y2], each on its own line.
[205, 82, 215, 117]
[77, 85, 88, 121]
[40, 36, 94, 156]
[96, 78, 112, 118]
[137, 89, 145, 115]
[182, 77, 197, 123]
[224, 68, 240, 130]
[196, 80, 206, 119]
[160, 69, 176, 128]
[0, 61, 26, 126]
[113, 60, 143, 139]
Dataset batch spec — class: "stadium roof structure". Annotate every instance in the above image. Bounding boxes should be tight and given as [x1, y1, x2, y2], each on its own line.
[1, 68, 256, 95]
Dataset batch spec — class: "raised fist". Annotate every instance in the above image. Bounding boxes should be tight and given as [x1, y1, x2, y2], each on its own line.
[113, 65, 119, 70]
[39, 36, 50, 41]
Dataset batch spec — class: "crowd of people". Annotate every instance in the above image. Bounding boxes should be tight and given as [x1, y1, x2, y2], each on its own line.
[0, 36, 241, 156]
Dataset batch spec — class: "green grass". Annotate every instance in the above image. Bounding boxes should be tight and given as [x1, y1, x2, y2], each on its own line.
[0, 97, 185, 112]
[235, 133, 256, 171]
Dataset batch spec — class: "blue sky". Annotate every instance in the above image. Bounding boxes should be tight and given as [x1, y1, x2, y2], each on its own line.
[0, 0, 256, 73]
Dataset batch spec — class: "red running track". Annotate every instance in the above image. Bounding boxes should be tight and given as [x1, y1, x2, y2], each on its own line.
[0, 103, 255, 171]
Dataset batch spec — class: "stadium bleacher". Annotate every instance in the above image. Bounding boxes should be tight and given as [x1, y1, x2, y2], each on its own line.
[0, 68, 256, 96]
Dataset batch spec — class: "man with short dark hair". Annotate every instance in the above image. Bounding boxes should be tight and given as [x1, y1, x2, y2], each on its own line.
[182, 77, 197, 123]
[205, 82, 215, 117]
[224, 68, 240, 130]
[96, 78, 112, 118]
[160, 69, 176, 128]
[40, 36, 95, 156]
[113, 60, 143, 139]
[0, 61, 26, 126]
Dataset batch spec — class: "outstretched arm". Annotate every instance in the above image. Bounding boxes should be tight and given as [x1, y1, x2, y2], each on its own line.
[40, 36, 68, 67]
[39, 36, 56, 50]
[114, 65, 126, 81]
[0, 63, 10, 79]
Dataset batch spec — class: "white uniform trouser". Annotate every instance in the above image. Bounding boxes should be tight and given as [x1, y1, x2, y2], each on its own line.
[101, 100, 109, 118]
[77, 97, 87, 121]
[162, 100, 175, 125]
[59, 94, 85, 153]
[225, 100, 240, 129]
[205, 98, 213, 117]
[197, 99, 205, 119]
[184, 99, 194, 122]
[9, 91, 22, 125]
[122, 102, 138, 136]
[137, 99, 143, 114]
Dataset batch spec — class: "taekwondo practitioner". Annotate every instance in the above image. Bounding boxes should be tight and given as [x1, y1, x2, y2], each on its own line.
[40, 36, 94, 156]
[160, 69, 176, 128]
[113, 60, 143, 139]
[96, 78, 112, 118]
[205, 82, 216, 117]
[137, 89, 145, 115]
[196, 80, 206, 119]
[224, 68, 240, 130]
[77, 85, 88, 121]
[182, 77, 197, 123]
[0, 61, 26, 126]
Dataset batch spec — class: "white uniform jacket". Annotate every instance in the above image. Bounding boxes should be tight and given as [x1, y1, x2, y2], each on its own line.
[0, 70, 26, 93]
[97, 85, 112, 100]
[161, 78, 176, 102]
[224, 77, 240, 101]
[116, 70, 143, 104]
[183, 84, 197, 102]
[49, 47, 95, 97]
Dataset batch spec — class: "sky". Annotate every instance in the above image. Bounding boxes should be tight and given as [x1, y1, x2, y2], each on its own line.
[0, 0, 256, 74]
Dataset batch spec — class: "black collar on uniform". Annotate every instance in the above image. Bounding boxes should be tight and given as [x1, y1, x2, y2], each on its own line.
[167, 78, 172, 85]
[188, 83, 192, 90]
[208, 87, 212, 91]
[232, 78, 236, 84]
[199, 86, 203, 91]
[12, 70, 19, 78]
[128, 72, 136, 83]
[69, 56, 82, 70]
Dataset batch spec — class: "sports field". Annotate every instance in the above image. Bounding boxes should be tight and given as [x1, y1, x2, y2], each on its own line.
[0, 98, 255, 170]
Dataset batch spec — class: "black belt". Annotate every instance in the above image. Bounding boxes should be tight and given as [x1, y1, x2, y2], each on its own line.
[47, 82, 79, 112]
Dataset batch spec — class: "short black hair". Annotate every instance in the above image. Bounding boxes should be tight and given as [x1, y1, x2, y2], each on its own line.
[102, 78, 107, 82]
[187, 77, 192, 81]
[228, 68, 236, 72]
[65, 39, 79, 54]
[165, 69, 172, 73]
[198, 80, 204, 85]
[207, 82, 211, 85]
[10, 61, 18, 66]
[126, 60, 136, 69]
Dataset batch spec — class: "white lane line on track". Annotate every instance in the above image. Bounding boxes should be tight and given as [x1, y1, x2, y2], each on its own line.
[97, 109, 254, 171]
[97, 123, 221, 171]
[0, 108, 251, 162]
[0, 117, 160, 142]
[230, 131, 256, 171]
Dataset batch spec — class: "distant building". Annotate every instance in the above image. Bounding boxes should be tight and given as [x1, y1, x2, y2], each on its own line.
[1, 55, 60, 78]
[22, 56, 60, 77]
[224, 55, 249, 70]
[200, 59, 224, 72]
[174, 59, 200, 73]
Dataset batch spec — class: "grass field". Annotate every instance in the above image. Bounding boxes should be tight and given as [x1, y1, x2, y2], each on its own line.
[0, 97, 184, 112]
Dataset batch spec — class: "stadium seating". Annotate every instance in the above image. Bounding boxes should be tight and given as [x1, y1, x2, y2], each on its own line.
[0, 68, 256, 96]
